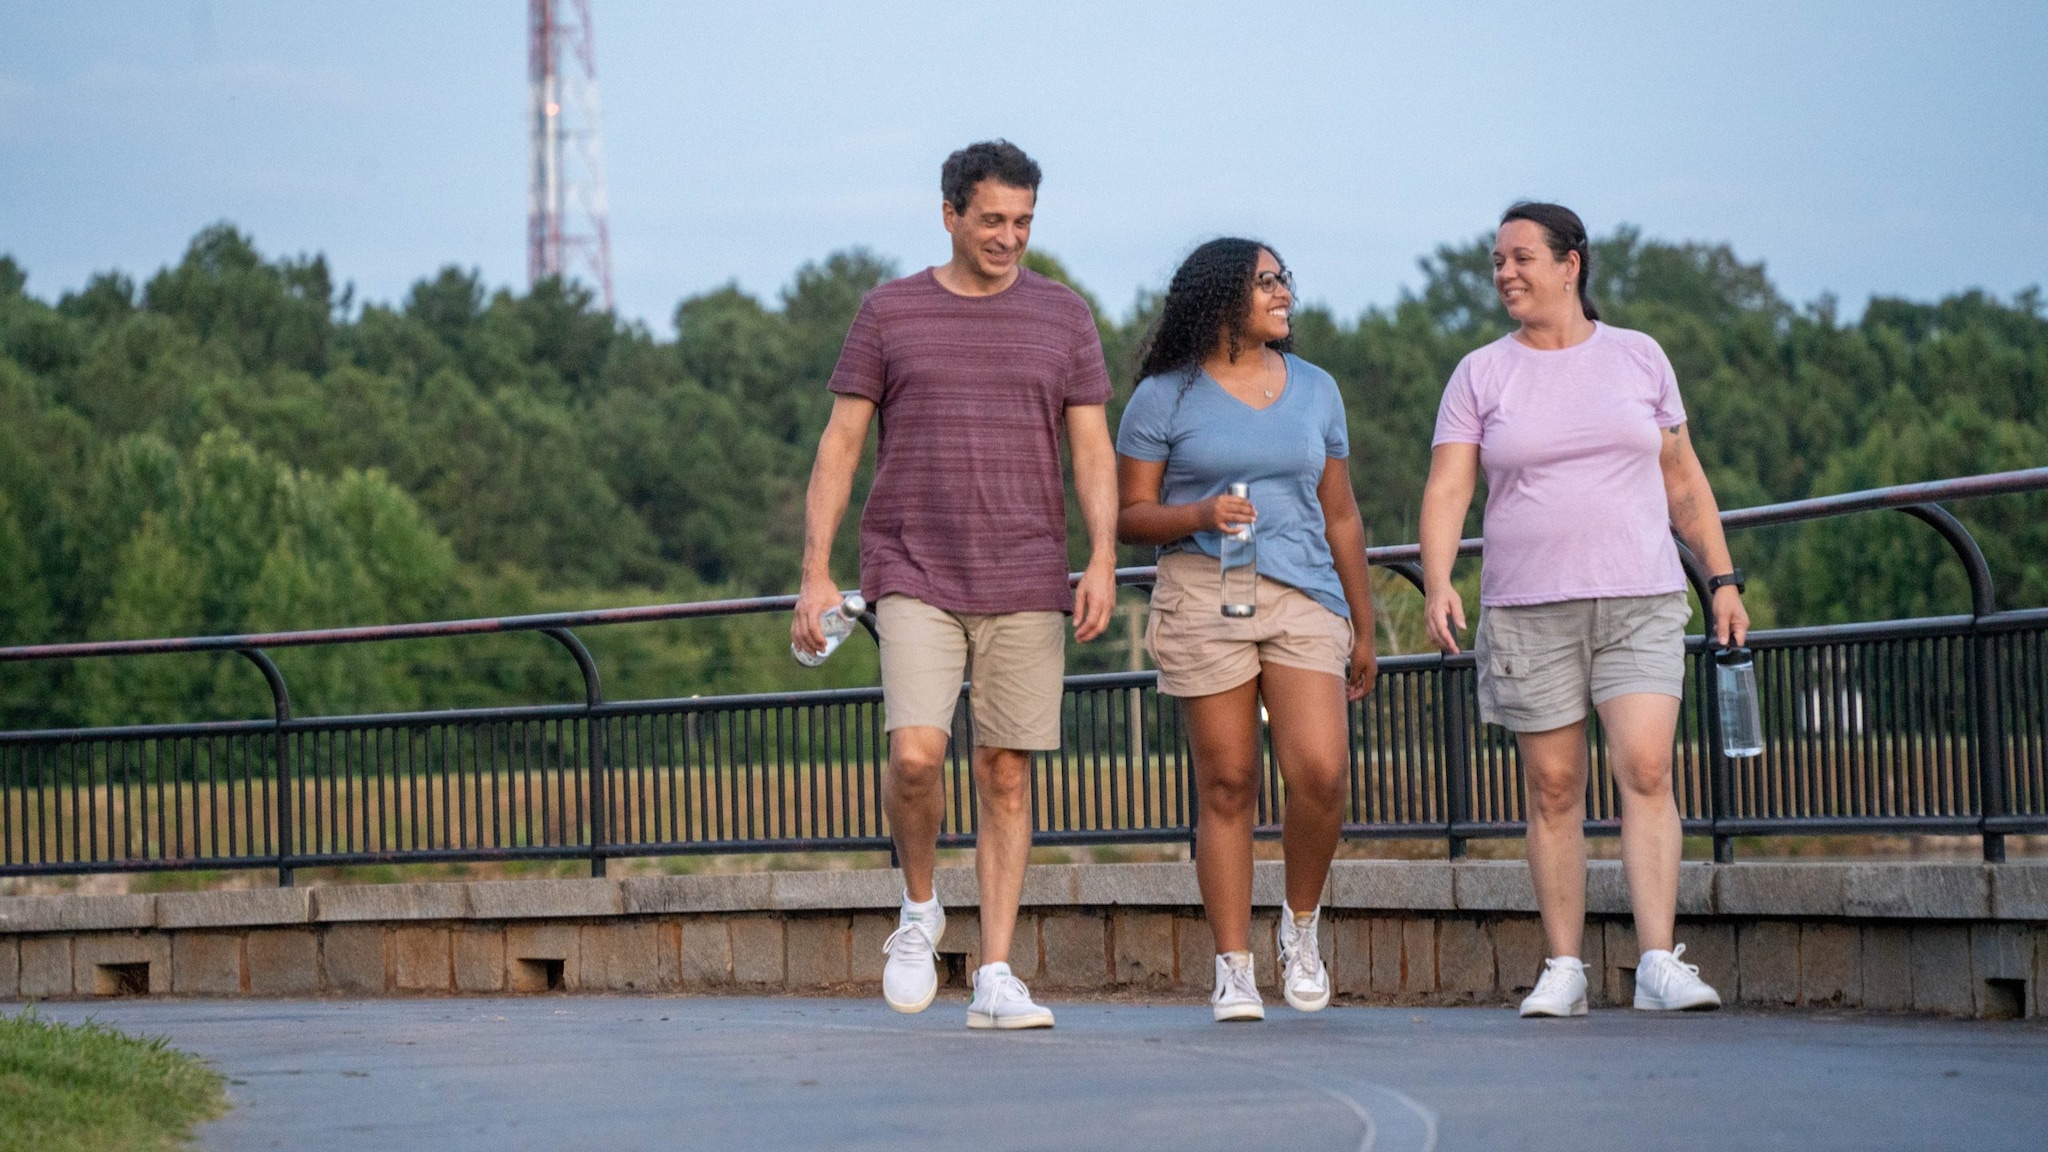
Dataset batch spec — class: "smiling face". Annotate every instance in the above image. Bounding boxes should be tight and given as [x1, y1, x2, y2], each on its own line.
[1239, 248, 1293, 349]
[942, 179, 1035, 282]
[1493, 219, 1582, 326]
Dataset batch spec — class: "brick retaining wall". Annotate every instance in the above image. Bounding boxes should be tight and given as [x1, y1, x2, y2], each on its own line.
[2, 861, 2043, 1017]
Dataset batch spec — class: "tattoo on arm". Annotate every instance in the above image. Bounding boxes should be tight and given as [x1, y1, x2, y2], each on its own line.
[1664, 424, 1701, 540]
[1672, 491, 1706, 550]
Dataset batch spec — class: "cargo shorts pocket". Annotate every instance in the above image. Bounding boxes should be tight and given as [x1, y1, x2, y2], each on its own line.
[1478, 607, 1587, 724]
[1144, 584, 1184, 658]
[1483, 630, 1539, 705]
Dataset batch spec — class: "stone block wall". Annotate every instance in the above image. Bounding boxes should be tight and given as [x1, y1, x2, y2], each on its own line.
[1, 861, 2043, 1018]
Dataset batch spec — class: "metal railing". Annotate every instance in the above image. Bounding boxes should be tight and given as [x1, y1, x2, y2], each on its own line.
[3, 468, 2044, 883]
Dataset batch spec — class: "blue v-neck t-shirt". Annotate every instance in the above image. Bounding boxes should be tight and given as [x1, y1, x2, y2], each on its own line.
[1115, 353, 1353, 618]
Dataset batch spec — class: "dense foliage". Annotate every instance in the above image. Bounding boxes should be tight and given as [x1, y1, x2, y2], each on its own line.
[0, 225, 2041, 727]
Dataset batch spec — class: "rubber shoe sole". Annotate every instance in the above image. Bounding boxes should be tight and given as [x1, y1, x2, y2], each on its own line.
[967, 1007, 1055, 1030]
[1213, 1001, 1266, 1023]
[1284, 982, 1331, 1013]
[1518, 996, 1588, 1018]
[1634, 987, 1722, 1011]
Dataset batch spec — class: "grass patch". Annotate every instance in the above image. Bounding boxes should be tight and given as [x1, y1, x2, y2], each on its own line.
[0, 1009, 226, 1152]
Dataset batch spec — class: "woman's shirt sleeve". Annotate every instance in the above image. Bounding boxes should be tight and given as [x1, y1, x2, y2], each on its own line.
[1647, 338, 1687, 428]
[1432, 355, 1483, 447]
[1114, 378, 1174, 462]
[1321, 371, 1350, 460]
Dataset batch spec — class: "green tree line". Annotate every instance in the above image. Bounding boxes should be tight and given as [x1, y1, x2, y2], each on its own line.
[0, 225, 2041, 728]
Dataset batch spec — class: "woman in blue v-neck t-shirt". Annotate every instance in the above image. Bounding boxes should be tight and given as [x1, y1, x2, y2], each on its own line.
[1116, 238, 1378, 1024]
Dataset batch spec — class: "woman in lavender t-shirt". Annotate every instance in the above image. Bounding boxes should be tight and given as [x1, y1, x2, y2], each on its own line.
[1419, 203, 1751, 1019]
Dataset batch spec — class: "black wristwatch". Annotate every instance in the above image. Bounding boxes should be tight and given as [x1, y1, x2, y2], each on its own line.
[1707, 568, 1746, 595]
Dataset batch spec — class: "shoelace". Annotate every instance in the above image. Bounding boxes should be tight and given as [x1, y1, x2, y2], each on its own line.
[1646, 943, 1702, 983]
[1215, 961, 1259, 1004]
[1282, 936, 1324, 989]
[882, 919, 935, 958]
[1280, 916, 1319, 967]
[983, 970, 1033, 1007]
[1533, 958, 1583, 997]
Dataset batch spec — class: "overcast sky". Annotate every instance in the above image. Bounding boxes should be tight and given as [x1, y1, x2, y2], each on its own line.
[3, 1, 2043, 330]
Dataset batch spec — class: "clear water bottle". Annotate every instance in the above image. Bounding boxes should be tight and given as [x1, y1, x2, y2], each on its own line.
[793, 594, 866, 667]
[1715, 645, 1764, 759]
[1219, 481, 1256, 618]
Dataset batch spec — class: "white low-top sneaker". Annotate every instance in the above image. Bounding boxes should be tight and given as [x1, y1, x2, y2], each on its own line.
[1518, 956, 1589, 1018]
[966, 962, 1055, 1030]
[1634, 944, 1722, 1011]
[1277, 903, 1331, 1012]
[1211, 951, 1265, 1022]
[880, 897, 945, 1014]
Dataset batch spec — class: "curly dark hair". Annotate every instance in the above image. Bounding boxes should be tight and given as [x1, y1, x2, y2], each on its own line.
[1133, 238, 1293, 390]
[941, 140, 1041, 213]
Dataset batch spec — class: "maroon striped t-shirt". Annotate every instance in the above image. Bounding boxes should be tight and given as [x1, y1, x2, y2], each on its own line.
[828, 267, 1112, 615]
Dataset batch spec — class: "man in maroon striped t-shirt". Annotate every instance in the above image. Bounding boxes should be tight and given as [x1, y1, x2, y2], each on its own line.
[792, 141, 1118, 1030]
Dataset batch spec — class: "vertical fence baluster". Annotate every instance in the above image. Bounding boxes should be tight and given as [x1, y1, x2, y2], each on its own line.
[1442, 655, 1470, 859]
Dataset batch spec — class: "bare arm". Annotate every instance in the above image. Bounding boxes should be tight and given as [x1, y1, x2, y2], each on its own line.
[1115, 458, 1255, 546]
[1419, 442, 1480, 654]
[1318, 458, 1379, 699]
[1065, 404, 1119, 644]
[791, 394, 875, 654]
[1658, 423, 1749, 647]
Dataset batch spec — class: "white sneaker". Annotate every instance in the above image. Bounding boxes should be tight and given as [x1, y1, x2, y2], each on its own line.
[966, 962, 1055, 1030]
[1634, 944, 1722, 1011]
[1277, 903, 1331, 1012]
[1518, 956, 1589, 1018]
[1211, 951, 1266, 1022]
[880, 895, 945, 1013]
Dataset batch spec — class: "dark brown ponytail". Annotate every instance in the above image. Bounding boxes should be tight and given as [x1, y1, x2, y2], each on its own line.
[1501, 201, 1598, 322]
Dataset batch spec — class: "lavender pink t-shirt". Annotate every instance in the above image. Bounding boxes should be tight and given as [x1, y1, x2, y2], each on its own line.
[828, 267, 1112, 616]
[1432, 323, 1688, 607]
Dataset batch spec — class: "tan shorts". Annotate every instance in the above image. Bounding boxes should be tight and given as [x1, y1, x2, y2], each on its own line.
[875, 595, 1067, 751]
[1144, 551, 1353, 698]
[1474, 593, 1692, 732]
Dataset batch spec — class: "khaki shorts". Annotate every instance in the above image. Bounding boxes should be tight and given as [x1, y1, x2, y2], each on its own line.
[1145, 550, 1354, 698]
[875, 595, 1067, 751]
[1474, 593, 1692, 732]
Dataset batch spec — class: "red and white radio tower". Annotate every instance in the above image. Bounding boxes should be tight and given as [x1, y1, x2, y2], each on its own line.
[527, 0, 614, 310]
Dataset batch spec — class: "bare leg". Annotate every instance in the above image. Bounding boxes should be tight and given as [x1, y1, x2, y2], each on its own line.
[973, 746, 1035, 965]
[884, 726, 950, 903]
[1259, 663, 1349, 914]
[1183, 679, 1263, 954]
[1519, 720, 1591, 959]
[1596, 693, 1684, 954]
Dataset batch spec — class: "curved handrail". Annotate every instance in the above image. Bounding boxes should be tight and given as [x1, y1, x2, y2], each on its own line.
[1, 466, 2043, 665]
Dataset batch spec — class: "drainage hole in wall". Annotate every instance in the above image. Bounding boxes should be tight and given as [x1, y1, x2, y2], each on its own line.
[1982, 978, 2026, 1020]
[517, 957, 567, 992]
[96, 962, 151, 996]
[939, 952, 968, 988]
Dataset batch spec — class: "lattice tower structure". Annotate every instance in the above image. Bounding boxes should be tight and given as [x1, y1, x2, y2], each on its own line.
[527, 0, 614, 310]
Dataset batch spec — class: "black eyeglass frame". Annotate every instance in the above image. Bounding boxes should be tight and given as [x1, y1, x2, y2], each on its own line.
[1252, 269, 1295, 294]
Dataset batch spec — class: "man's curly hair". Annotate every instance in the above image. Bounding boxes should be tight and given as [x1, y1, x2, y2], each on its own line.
[1133, 238, 1293, 390]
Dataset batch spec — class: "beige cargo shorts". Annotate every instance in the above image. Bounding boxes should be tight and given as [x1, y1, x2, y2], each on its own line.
[1474, 593, 1691, 733]
[875, 594, 1067, 751]
[1144, 550, 1353, 698]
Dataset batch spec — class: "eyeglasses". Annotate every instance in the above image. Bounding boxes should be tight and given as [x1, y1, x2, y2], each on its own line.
[1253, 269, 1295, 295]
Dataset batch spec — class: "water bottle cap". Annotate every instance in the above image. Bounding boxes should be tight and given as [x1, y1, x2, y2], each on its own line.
[1714, 645, 1753, 666]
[841, 594, 867, 616]
[1227, 481, 1250, 498]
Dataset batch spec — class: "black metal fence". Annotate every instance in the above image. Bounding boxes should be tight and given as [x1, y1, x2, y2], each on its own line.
[3, 469, 2044, 882]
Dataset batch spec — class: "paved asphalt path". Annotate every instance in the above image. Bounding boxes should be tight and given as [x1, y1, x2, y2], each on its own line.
[28, 995, 2048, 1151]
